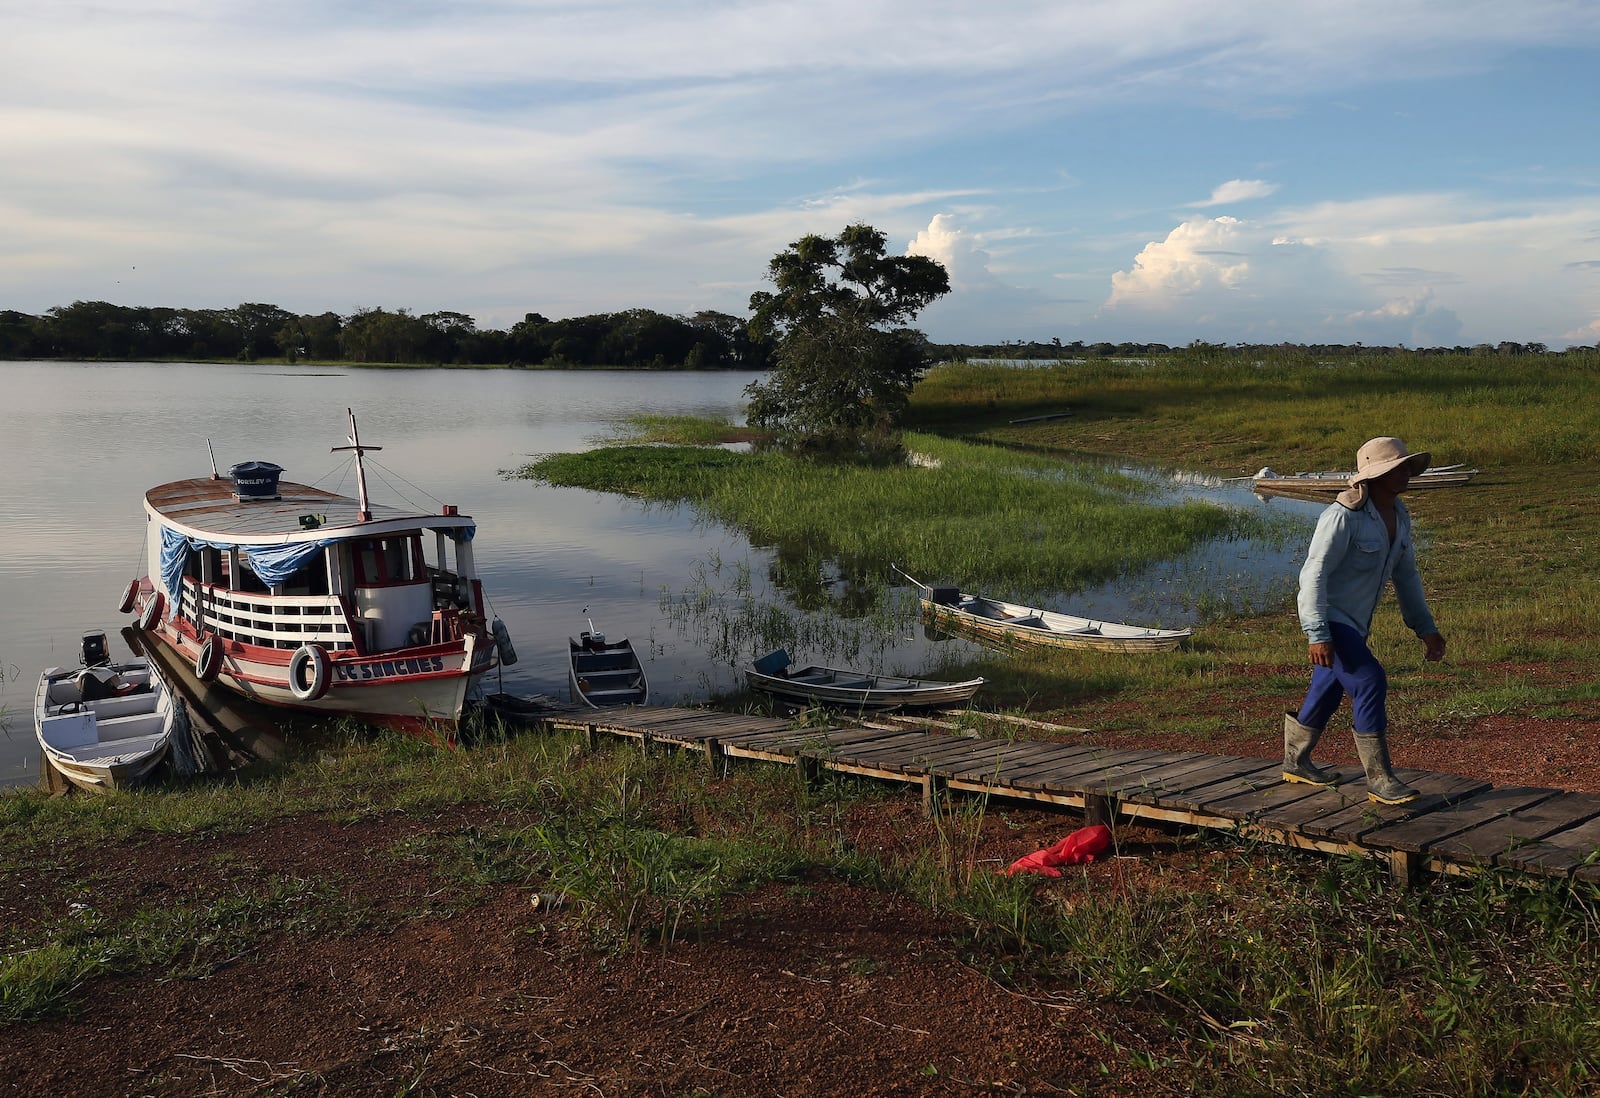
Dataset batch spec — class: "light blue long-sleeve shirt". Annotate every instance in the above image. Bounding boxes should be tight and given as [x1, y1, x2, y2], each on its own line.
[1297, 495, 1438, 644]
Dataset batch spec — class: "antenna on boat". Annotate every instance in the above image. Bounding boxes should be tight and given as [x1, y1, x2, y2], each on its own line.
[330, 407, 381, 522]
[206, 439, 221, 480]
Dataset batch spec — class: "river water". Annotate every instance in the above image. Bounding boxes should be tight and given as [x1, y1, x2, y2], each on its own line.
[0, 360, 1321, 788]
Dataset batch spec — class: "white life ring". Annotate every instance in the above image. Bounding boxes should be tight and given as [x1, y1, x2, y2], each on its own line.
[118, 579, 140, 615]
[195, 634, 223, 682]
[138, 592, 166, 631]
[288, 644, 332, 701]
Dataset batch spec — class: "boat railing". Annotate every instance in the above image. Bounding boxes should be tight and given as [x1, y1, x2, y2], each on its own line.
[180, 579, 356, 650]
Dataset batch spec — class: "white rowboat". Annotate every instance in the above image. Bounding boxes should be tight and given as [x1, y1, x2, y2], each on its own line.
[36, 633, 179, 793]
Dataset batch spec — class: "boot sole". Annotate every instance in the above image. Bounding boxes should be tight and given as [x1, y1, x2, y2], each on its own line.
[1281, 771, 1339, 787]
[1367, 791, 1420, 805]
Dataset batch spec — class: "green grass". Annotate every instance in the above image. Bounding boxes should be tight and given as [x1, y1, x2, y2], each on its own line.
[908, 349, 1600, 472]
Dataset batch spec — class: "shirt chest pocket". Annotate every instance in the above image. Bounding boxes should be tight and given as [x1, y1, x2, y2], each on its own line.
[1350, 533, 1387, 572]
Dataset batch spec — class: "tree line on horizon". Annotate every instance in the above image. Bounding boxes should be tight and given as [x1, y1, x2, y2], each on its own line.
[0, 298, 1575, 368]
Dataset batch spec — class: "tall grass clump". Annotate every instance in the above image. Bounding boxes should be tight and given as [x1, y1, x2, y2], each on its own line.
[512, 432, 1265, 601]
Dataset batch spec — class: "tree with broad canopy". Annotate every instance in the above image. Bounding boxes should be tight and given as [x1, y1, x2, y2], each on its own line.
[744, 224, 949, 450]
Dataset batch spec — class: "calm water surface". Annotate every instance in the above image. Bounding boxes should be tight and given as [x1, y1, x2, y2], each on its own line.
[0, 361, 1321, 788]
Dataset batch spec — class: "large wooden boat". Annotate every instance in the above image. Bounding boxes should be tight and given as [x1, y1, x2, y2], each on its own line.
[122, 410, 516, 740]
[745, 649, 984, 713]
[898, 567, 1191, 654]
[35, 631, 178, 793]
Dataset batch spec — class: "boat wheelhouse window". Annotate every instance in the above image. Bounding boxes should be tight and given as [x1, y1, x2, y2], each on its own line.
[235, 557, 271, 594]
[279, 550, 332, 596]
[352, 535, 424, 586]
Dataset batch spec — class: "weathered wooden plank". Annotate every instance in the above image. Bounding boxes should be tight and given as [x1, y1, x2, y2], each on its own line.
[1359, 786, 1562, 854]
[838, 729, 998, 765]
[724, 726, 891, 751]
[1131, 758, 1283, 810]
[1423, 792, 1600, 869]
[1009, 749, 1174, 794]
[1070, 752, 1218, 796]
[972, 747, 1143, 790]
[585, 705, 708, 729]
[1495, 814, 1600, 878]
[926, 746, 1080, 785]
[1092, 751, 1248, 796]
[627, 713, 794, 744]
[812, 732, 959, 767]
[984, 745, 1126, 788]
[941, 742, 1086, 782]
[899, 739, 1024, 773]
[1197, 776, 1349, 821]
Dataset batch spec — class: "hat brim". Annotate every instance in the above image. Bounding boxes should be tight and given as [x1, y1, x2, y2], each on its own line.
[1349, 450, 1431, 486]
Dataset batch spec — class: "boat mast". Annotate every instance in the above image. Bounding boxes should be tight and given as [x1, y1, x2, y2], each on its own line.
[330, 407, 382, 522]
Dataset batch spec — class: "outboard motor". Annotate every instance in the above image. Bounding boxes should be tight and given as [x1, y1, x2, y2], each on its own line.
[80, 631, 110, 668]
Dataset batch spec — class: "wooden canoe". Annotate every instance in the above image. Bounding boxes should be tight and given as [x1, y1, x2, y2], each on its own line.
[1251, 466, 1479, 493]
[745, 649, 983, 712]
[897, 568, 1191, 654]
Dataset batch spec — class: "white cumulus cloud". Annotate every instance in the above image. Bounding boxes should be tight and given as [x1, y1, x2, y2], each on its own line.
[1105, 217, 1253, 307]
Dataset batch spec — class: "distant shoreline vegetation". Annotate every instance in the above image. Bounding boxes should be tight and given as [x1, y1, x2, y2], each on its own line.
[1, 300, 1589, 370]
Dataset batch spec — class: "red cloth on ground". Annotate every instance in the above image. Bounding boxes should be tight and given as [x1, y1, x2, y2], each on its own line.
[1005, 825, 1113, 876]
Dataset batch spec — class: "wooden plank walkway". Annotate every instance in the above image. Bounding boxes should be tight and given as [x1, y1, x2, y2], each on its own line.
[547, 705, 1600, 885]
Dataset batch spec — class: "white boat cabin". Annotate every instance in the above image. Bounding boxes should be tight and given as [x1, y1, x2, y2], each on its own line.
[145, 471, 486, 657]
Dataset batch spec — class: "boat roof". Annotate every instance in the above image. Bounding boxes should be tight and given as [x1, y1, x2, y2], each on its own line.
[144, 477, 475, 545]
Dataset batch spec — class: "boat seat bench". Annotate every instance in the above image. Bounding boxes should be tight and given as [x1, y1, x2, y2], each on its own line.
[579, 670, 641, 685]
[40, 711, 164, 749]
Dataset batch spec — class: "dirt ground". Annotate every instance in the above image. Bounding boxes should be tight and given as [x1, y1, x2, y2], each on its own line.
[3, 692, 1598, 1097]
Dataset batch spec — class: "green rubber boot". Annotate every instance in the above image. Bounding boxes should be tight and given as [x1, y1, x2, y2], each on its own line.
[1282, 713, 1338, 786]
[1354, 733, 1420, 805]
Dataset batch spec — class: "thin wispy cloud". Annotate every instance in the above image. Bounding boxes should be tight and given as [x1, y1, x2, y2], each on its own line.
[1192, 180, 1280, 207]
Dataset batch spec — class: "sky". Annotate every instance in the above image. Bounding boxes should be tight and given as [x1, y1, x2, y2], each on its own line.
[4, 1, 1600, 349]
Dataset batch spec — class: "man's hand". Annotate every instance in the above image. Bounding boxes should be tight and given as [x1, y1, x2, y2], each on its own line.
[1422, 632, 1446, 662]
[1308, 641, 1335, 668]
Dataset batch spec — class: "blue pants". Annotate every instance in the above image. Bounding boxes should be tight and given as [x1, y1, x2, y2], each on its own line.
[1296, 622, 1388, 735]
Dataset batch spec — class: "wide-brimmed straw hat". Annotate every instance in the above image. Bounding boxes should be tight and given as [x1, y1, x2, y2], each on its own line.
[1348, 437, 1430, 486]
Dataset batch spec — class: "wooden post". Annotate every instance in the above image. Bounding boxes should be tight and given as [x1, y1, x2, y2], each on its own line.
[1388, 848, 1422, 888]
[1085, 792, 1117, 829]
[798, 756, 821, 791]
[921, 773, 945, 818]
[703, 738, 723, 776]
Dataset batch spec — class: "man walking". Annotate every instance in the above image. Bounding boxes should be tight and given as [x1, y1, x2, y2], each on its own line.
[1282, 437, 1447, 804]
